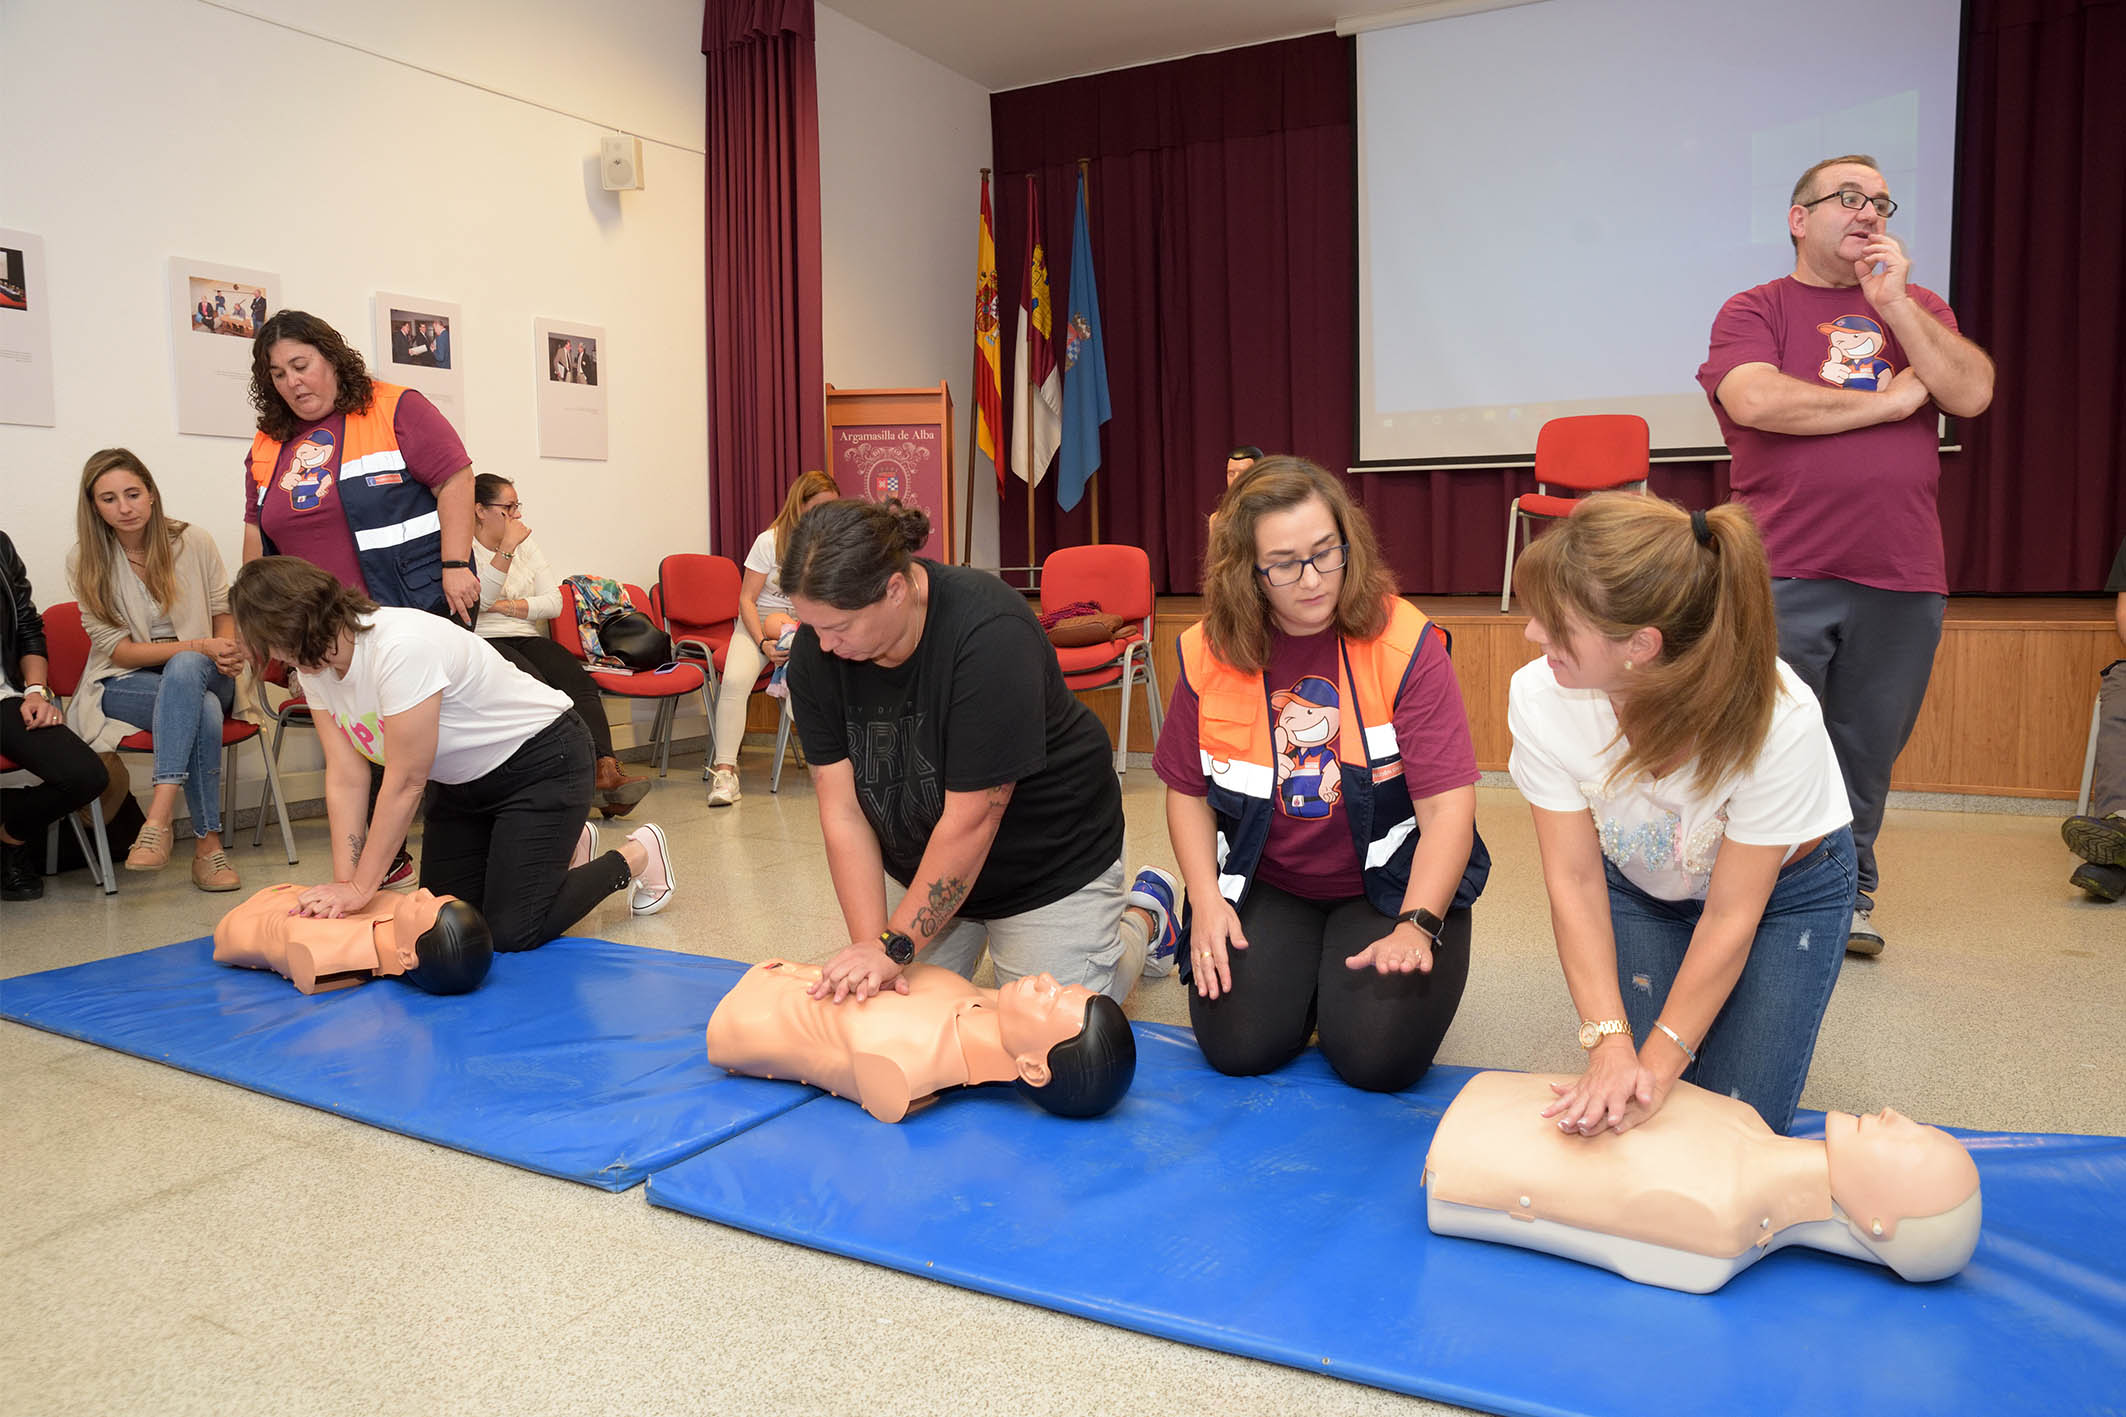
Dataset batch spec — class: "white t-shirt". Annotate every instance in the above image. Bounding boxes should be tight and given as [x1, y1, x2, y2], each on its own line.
[745, 528, 793, 618]
[302, 608, 571, 784]
[1507, 657, 1852, 901]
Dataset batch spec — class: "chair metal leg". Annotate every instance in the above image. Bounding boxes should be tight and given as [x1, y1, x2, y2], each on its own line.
[1500, 505, 1520, 613]
[1143, 652, 1164, 744]
[2078, 694, 2102, 817]
[770, 697, 795, 794]
[1115, 651, 1135, 774]
[655, 699, 676, 778]
[254, 716, 289, 848]
[255, 734, 298, 864]
[62, 797, 117, 895]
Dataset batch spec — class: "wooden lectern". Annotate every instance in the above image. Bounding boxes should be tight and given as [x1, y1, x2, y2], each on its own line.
[823, 382, 956, 563]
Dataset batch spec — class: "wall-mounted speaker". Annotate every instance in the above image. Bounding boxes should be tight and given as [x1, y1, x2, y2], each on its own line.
[600, 135, 644, 192]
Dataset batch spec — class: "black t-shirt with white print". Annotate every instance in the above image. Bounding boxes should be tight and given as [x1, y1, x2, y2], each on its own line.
[788, 561, 1123, 920]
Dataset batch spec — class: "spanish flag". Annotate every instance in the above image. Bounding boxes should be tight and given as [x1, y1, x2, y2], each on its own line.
[974, 174, 1005, 493]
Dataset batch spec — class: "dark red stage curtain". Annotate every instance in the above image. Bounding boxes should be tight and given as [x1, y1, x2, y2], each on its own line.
[703, 0, 825, 558]
[1940, 0, 2126, 592]
[990, 34, 1356, 594]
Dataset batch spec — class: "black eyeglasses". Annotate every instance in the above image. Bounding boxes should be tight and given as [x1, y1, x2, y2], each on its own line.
[1257, 543, 1349, 586]
[482, 501, 524, 517]
[1800, 188, 1897, 220]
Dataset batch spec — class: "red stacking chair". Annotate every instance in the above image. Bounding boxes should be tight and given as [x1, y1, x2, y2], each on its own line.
[0, 750, 116, 896]
[658, 553, 799, 792]
[1038, 544, 1163, 773]
[1500, 414, 1651, 612]
[43, 601, 296, 868]
[551, 582, 706, 779]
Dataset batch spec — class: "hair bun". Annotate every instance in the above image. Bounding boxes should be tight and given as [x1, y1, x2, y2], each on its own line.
[891, 501, 932, 552]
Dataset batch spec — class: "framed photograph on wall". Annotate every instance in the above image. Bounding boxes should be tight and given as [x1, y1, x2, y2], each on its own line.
[0, 229, 56, 427]
[373, 292, 466, 435]
[532, 317, 606, 460]
[168, 257, 281, 437]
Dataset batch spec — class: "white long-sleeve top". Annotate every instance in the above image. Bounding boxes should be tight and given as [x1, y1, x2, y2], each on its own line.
[473, 535, 563, 639]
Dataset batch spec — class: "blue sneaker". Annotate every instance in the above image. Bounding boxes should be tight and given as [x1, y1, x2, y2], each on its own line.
[1127, 867, 1180, 977]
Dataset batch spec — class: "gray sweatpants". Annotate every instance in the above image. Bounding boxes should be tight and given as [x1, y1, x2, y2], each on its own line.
[2094, 659, 2126, 820]
[1773, 577, 1946, 903]
[895, 858, 1146, 1005]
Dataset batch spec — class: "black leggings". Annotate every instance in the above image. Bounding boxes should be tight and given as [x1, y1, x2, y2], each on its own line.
[0, 713, 107, 840]
[1188, 879, 1471, 1093]
[418, 712, 631, 953]
[485, 635, 616, 761]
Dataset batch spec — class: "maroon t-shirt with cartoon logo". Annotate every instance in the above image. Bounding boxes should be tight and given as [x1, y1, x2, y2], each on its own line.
[1698, 276, 1959, 594]
[240, 390, 468, 598]
[1154, 625, 1479, 902]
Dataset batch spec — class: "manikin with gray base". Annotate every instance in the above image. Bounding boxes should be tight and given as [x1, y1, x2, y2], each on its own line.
[1424, 1070, 1981, 1293]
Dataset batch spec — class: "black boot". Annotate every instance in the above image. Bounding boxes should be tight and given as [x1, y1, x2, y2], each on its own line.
[2, 835, 44, 901]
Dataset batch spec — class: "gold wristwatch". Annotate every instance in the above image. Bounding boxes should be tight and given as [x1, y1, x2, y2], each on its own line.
[1578, 1018, 1630, 1050]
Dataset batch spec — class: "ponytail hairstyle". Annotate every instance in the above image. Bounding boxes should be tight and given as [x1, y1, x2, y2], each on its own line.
[771, 469, 843, 567]
[1512, 492, 1781, 794]
[1202, 455, 1396, 674]
[778, 498, 929, 608]
[73, 449, 189, 627]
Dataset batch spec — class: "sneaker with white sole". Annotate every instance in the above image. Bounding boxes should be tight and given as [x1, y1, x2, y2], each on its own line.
[627, 822, 674, 916]
[1846, 907, 1885, 957]
[707, 766, 741, 807]
[569, 820, 598, 871]
[1127, 866, 1181, 977]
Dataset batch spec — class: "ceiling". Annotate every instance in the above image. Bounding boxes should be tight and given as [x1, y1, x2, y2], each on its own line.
[822, 0, 1482, 92]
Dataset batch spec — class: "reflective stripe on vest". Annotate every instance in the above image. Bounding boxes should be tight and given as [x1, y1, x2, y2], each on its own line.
[354, 512, 442, 551]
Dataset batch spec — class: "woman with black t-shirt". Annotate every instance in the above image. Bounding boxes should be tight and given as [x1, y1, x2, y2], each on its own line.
[783, 500, 1176, 1006]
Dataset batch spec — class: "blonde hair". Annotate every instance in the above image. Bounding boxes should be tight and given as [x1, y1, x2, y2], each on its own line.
[772, 470, 842, 567]
[1513, 492, 1780, 794]
[1202, 455, 1396, 674]
[72, 449, 188, 628]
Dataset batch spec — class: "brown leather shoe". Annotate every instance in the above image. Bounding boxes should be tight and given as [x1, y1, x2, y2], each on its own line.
[191, 849, 241, 892]
[595, 756, 651, 817]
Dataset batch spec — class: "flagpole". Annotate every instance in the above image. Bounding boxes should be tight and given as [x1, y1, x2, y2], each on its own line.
[1024, 176, 1038, 591]
[1078, 157, 1100, 546]
[962, 167, 988, 566]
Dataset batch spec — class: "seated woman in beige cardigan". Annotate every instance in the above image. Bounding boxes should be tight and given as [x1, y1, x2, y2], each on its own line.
[65, 449, 246, 890]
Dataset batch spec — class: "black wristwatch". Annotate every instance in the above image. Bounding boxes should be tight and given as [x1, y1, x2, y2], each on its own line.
[878, 928, 916, 966]
[1397, 907, 1445, 943]
[440, 559, 472, 569]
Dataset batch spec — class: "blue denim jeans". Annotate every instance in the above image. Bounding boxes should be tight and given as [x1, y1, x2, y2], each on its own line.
[1604, 825, 1855, 1135]
[98, 651, 236, 837]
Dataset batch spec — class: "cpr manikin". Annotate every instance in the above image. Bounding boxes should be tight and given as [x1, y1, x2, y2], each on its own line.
[1423, 1071, 1981, 1293]
[705, 961, 1136, 1122]
[212, 883, 494, 995]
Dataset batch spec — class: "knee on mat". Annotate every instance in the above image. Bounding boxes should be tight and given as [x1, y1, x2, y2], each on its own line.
[1195, 1028, 1304, 1079]
[1319, 1037, 1432, 1094]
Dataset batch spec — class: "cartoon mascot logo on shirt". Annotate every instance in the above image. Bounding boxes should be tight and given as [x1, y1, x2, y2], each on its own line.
[279, 427, 336, 510]
[1271, 676, 1342, 819]
[1816, 315, 1894, 392]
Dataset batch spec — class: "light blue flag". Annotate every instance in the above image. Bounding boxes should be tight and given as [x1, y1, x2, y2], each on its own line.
[1056, 170, 1111, 513]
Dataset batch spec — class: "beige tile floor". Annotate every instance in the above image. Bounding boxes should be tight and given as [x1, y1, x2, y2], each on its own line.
[4, 754, 2122, 1417]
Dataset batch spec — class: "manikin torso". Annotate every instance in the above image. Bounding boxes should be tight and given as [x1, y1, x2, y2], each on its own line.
[1424, 1071, 1981, 1293]
[705, 961, 1034, 1123]
[212, 883, 441, 994]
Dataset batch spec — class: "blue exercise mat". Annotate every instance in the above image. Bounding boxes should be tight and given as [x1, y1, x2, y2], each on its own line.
[647, 1026, 2126, 1415]
[1, 938, 813, 1190]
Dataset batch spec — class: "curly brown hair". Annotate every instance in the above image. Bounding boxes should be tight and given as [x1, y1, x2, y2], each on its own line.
[1201, 455, 1396, 674]
[249, 310, 376, 441]
[229, 555, 378, 670]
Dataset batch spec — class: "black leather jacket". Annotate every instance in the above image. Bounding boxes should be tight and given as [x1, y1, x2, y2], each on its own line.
[1, 530, 49, 690]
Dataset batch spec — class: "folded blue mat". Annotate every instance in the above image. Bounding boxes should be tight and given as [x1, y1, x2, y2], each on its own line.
[647, 1026, 2126, 1415]
[1, 938, 813, 1190]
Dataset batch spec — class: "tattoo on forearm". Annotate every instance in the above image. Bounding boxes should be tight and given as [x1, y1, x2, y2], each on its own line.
[912, 875, 969, 939]
[347, 831, 366, 868]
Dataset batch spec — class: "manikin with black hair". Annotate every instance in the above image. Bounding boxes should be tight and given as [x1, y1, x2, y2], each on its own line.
[706, 960, 1136, 1122]
[212, 882, 494, 995]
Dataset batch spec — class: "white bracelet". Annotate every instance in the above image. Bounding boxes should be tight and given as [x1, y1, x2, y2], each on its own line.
[1653, 1019, 1697, 1065]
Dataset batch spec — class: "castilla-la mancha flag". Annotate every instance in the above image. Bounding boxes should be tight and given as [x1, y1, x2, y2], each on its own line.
[973, 174, 1005, 493]
[1009, 173, 1062, 489]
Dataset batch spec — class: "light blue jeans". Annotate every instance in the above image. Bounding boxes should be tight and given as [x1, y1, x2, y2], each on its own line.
[1605, 825, 1855, 1135]
[98, 651, 236, 837]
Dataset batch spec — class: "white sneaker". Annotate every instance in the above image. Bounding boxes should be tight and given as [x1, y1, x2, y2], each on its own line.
[1846, 908, 1885, 957]
[569, 820, 597, 871]
[707, 766, 741, 807]
[627, 822, 674, 916]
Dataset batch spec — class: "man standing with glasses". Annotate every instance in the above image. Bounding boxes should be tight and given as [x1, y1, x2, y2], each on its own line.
[1698, 154, 1994, 957]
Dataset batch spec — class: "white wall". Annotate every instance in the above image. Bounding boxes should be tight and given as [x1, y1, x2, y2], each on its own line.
[0, 0, 711, 801]
[815, 5, 999, 568]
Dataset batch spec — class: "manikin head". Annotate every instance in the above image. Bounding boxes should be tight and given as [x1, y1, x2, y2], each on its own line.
[1824, 1108, 1982, 1281]
[390, 889, 495, 995]
[994, 973, 1137, 1118]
